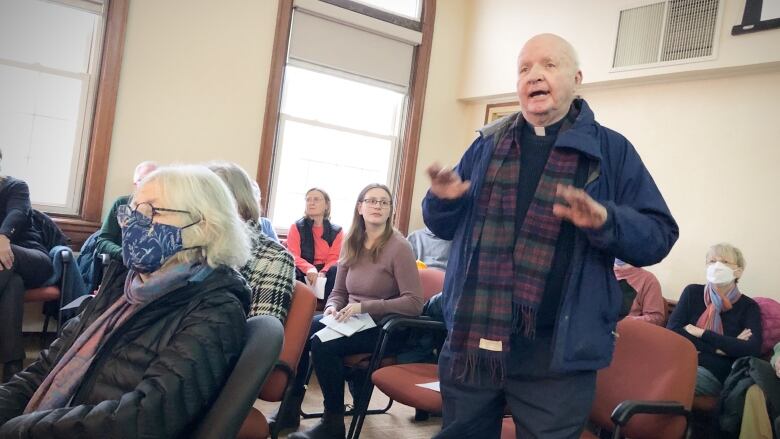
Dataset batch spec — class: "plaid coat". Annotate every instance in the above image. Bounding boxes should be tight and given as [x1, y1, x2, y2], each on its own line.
[241, 222, 295, 324]
[423, 99, 678, 373]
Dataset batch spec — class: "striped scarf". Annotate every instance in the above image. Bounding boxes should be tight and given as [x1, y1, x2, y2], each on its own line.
[449, 112, 579, 384]
[696, 282, 741, 334]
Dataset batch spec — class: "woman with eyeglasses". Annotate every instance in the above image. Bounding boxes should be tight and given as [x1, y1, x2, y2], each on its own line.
[0, 165, 253, 438]
[286, 188, 342, 301]
[667, 243, 762, 397]
[285, 183, 424, 439]
[0, 149, 55, 383]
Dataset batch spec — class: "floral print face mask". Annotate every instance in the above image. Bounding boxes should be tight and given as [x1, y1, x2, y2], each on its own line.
[118, 208, 198, 273]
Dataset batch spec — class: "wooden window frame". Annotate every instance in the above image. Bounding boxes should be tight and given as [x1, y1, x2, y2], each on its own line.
[50, 0, 129, 248]
[256, 0, 435, 236]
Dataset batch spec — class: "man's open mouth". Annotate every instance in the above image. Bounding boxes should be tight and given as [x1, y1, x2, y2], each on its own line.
[529, 90, 549, 98]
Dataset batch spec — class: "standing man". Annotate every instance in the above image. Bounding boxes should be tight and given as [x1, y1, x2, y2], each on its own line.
[423, 34, 678, 438]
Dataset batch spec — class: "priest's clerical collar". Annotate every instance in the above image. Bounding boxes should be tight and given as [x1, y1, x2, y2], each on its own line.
[520, 116, 565, 138]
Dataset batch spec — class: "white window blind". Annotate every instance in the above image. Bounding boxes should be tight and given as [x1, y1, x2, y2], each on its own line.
[288, 9, 415, 88]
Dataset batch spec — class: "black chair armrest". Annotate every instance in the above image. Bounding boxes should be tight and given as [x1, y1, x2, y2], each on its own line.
[611, 400, 689, 426]
[60, 249, 72, 263]
[382, 316, 446, 333]
[610, 400, 690, 439]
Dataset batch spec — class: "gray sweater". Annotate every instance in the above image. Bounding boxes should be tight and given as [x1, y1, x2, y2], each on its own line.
[326, 231, 424, 319]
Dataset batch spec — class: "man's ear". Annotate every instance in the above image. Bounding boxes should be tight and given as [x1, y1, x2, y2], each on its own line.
[574, 69, 583, 85]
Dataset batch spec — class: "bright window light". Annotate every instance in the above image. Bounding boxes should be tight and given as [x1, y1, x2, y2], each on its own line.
[269, 66, 405, 232]
[352, 0, 422, 20]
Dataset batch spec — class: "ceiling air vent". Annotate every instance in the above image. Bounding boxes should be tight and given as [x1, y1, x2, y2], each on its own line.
[613, 0, 720, 69]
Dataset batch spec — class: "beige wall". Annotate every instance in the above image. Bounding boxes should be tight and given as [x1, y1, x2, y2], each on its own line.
[460, 0, 780, 99]
[102, 0, 279, 212]
[581, 70, 780, 301]
[408, 0, 473, 231]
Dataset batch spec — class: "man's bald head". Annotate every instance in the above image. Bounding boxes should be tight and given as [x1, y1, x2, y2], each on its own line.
[516, 33, 582, 127]
[519, 34, 580, 73]
[133, 161, 158, 187]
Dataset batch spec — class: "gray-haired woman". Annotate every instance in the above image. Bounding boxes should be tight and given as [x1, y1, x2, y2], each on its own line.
[667, 243, 763, 397]
[0, 165, 252, 438]
[209, 161, 295, 323]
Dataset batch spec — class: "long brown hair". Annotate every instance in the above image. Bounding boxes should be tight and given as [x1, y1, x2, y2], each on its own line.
[341, 183, 394, 266]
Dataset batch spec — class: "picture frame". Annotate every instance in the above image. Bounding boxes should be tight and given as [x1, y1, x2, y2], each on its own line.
[484, 101, 520, 124]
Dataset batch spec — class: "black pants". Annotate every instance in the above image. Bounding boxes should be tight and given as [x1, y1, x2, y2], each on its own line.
[0, 245, 53, 363]
[294, 314, 406, 412]
[294, 265, 337, 301]
[435, 333, 597, 439]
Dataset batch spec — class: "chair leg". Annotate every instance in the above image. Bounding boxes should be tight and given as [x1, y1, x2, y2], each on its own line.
[414, 409, 430, 422]
[41, 315, 50, 349]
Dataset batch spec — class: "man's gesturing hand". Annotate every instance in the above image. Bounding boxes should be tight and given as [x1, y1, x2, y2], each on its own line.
[552, 184, 608, 229]
[427, 163, 470, 200]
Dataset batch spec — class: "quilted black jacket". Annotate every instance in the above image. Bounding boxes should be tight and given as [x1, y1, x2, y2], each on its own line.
[0, 261, 250, 438]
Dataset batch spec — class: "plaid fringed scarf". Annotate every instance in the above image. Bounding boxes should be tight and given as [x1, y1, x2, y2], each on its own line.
[449, 113, 579, 385]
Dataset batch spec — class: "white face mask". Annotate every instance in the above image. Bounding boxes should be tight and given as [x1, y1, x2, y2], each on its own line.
[706, 262, 736, 285]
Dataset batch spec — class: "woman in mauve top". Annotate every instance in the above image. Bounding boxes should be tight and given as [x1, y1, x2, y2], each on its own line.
[284, 183, 424, 439]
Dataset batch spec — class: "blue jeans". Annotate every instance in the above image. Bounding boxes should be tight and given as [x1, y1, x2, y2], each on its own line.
[435, 334, 597, 439]
[695, 366, 723, 397]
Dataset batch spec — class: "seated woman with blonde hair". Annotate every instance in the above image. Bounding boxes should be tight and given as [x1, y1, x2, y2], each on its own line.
[209, 161, 295, 323]
[667, 243, 763, 397]
[0, 165, 252, 438]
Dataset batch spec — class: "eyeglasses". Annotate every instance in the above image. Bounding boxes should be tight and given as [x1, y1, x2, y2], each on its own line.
[361, 198, 392, 209]
[117, 202, 194, 227]
[707, 258, 737, 267]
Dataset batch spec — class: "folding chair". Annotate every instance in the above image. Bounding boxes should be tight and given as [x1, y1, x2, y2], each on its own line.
[238, 281, 317, 439]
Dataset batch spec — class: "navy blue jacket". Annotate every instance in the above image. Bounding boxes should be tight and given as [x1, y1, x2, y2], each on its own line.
[422, 99, 678, 372]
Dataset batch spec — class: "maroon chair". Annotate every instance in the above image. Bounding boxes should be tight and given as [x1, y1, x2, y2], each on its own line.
[23, 250, 72, 346]
[502, 319, 697, 439]
[237, 281, 317, 439]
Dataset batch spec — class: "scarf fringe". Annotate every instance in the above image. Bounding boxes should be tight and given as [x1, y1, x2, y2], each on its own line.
[450, 349, 508, 387]
[512, 302, 537, 338]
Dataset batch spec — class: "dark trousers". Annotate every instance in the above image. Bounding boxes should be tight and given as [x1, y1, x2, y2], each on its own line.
[435, 333, 597, 439]
[0, 245, 54, 363]
[294, 314, 406, 412]
[295, 265, 337, 301]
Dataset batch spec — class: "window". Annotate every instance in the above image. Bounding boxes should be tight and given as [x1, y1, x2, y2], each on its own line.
[0, 0, 107, 214]
[353, 0, 421, 19]
[269, 66, 405, 230]
[259, 0, 436, 235]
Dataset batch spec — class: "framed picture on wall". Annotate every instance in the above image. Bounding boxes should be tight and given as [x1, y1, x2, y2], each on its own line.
[484, 101, 520, 124]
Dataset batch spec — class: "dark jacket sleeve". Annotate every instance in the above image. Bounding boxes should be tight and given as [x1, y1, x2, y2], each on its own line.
[93, 197, 126, 261]
[701, 299, 763, 358]
[0, 179, 32, 241]
[0, 296, 247, 439]
[0, 316, 83, 425]
[422, 137, 478, 241]
[584, 136, 679, 267]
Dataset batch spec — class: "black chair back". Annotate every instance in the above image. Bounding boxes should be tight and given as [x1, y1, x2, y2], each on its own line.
[193, 315, 284, 439]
